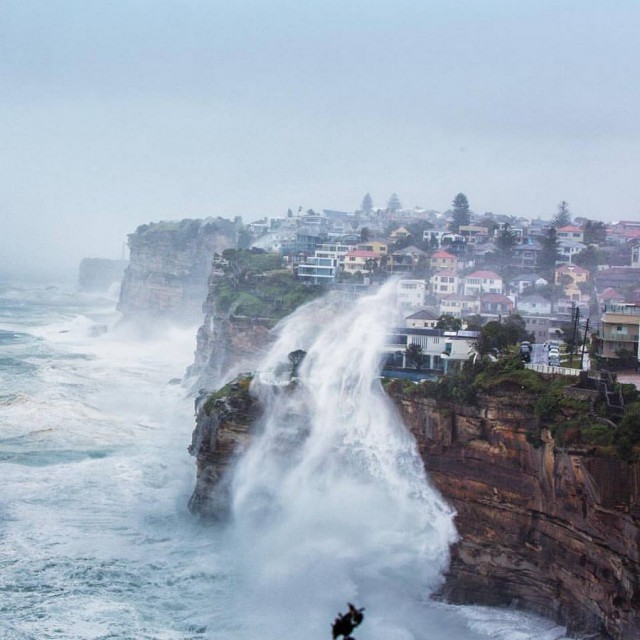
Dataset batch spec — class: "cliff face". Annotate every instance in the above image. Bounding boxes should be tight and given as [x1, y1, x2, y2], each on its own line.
[186, 260, 274, 391]
[187, 377, 260, 519]
[391, 385, 640, 640]
[189, 377, 640, 639]
[117, 218, 237, 320]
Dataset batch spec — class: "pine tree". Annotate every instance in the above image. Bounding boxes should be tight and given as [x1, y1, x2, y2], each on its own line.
[552, 201, 571, 228]
[387, 193, 402, 212]
[450, 193, 471, 232]
[540, 227, 560, 279]
[493, 223, 518, 276]
[361, 193, 373, 216]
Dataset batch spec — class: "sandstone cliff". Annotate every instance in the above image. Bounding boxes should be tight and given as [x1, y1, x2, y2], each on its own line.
[188, 374, 640, 639]
[118, 218, 237, 320]
[389, 382, 640, 640]
[186, 250, 323, 391]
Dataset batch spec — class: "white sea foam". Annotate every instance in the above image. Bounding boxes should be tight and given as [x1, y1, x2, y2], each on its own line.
[0, 282, 569, 639]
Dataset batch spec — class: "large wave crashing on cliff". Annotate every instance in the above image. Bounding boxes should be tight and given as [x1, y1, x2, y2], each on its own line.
[225, 282, 459, 638]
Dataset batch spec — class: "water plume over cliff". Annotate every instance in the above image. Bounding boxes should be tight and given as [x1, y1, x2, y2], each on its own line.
[225, 283, 458, 638]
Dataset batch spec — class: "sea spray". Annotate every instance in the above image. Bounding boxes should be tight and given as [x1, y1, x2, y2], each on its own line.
[226, 282, 458, 638]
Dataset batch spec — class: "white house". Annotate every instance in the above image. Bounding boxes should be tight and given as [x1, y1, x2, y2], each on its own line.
[396, 279, 428, 310]
[516, 294, 553, 315]
[430, 269, 460, 297]
[463, 270, 503, 296]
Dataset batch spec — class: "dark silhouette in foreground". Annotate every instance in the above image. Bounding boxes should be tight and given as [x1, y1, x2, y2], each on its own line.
[332, 603, 365, 639]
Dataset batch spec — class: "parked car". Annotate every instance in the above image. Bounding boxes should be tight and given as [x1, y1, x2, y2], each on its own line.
[520, 343, 532, 363]
[549, 355, 561, 367]
[548, 347, 560, 364]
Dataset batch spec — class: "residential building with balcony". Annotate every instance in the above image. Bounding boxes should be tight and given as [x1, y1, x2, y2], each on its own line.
[597, 304, 640, 360]
[396, 279, 428, 310]
[431, 269, 460, 297]
[463, 270, 503, 296]
[439, 294, 481, 318]
[557, 225, 585, 243]
[430, 250, 458, 271]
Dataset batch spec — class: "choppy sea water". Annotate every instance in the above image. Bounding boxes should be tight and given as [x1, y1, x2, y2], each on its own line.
[0, 277, 569, 640]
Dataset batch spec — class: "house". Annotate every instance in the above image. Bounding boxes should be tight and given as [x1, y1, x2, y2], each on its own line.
[389, 226, 412, 242]
[517, 294, 552, 316]
[343, 250, 379, 274]
[430, 250, 458, 271]
[557, 225, 585, 243]
[558, 239, 587, 263]
[513, 238, 543, 268]
[356, 240, 388, 257]
[597, 287, 626, 306]
[297, 243, 354, 284]
[555, 264, 590, 301]
[632, 243, 640, 268]
[439, 294, 481, 318]
[431, 269, 460, 297]
[405, 309, 439, 329]
[387, 246, 426, 274]
[383, 327, 479, 372]
[463, 270, 503, 296]
[521, 314, 558, 342]
[458, 225, 489, 244]
[555, 264, 590, 286]
[597, 304, 640, 360]
[396, 279, 428, 310]
[508, 273, 548, 296]
[479, 293, 514, 316]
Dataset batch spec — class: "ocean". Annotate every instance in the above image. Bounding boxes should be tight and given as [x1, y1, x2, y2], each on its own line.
[0, 277, 569, 640]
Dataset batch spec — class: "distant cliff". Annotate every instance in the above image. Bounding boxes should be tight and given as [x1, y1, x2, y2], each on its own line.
[117, 218, 237, 320]
[188, 368, 640, 639]
[78, 258, 128, 292]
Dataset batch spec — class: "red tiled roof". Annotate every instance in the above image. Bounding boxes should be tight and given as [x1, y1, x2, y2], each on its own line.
[466, 270, 501, 279]
[556, 264, 589, 275]
[431, 250, 456, 259]
[558, 225, 583, 232]
[480, 293, 513, 304]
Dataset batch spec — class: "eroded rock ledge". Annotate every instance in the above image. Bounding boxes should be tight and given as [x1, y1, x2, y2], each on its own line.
[188, 376, 640, 639]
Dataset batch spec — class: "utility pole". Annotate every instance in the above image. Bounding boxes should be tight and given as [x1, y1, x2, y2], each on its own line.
[580, 318, 590, 371]
[570, 305, 580, 367]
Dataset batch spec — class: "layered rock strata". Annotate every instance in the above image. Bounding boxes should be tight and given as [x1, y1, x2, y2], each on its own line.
[392, 385, 640, 640]
[118, 218, 237, 320]
[189, 377, 640, 639]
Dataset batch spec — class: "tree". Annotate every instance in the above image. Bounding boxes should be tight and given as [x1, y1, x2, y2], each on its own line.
[539, 227, 560, 280]
[552, 201, 572, 228]
[450, 193, 471, 233]
[436, 315, 462, 331]
[288, 349, 307, 378]
[405, 343, 424, 370]
[574, 246, 606, 270]
[361, 193, 373, 216]
[492, 223, 518, 276]
[503, 314, 533, 344]
[583, 219, 607, 245]
[360, 227, 371, 242]
[387, 193, 402, 212]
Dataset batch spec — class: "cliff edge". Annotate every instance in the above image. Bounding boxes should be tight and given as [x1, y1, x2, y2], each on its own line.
[189, 367, 640, 639]
[118, 218, 237, 320]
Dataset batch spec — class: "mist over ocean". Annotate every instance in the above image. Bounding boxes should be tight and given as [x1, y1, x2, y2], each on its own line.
[0, 277, 569, 639]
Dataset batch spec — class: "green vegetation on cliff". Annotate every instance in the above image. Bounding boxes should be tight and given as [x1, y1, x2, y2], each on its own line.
[384, 355, 640, 460]
[213, 249, 324, 324]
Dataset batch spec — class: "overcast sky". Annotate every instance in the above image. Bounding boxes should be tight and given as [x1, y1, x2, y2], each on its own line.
[2, 0, 639, 275]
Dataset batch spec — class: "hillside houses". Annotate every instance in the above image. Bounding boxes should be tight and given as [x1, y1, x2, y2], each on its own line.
[251, 202, 640, 364]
